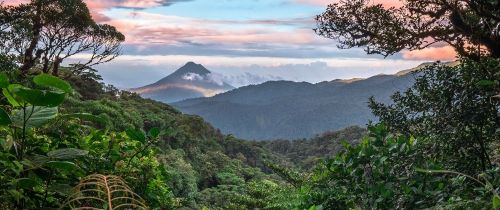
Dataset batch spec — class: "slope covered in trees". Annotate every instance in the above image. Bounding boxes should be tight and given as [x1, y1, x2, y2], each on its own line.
[173, 69, 417, 140]
[0, 0, 498, 209]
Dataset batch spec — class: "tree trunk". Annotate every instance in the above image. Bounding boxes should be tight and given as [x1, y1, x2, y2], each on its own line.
[52, 57, 61, 76]
[19, 3, 43, 75]
[42, 55, 50, 73]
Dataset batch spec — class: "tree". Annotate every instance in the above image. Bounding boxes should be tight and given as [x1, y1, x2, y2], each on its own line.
[369, 59, 499, 174]
[0, 0, 124, 76]
[315, 0, 500, 59]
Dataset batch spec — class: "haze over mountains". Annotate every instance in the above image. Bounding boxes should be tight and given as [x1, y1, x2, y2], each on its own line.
[131, 62, 234, 103]
[171, 64, 431, 140]
[131, 62, 439, 140]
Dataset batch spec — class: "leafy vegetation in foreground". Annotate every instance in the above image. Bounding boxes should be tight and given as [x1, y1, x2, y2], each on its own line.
[0, 0, 498, 209]
[0, 67, 302, 209]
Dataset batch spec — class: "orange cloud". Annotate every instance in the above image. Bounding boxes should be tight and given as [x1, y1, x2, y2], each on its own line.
[3, 0, 189, 22]
[2, 0, 29, 5]
[402, 46, 457, 61]
[132, 83, 225, 97]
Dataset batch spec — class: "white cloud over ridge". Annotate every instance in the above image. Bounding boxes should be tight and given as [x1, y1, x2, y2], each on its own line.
[182, 73, 203, 81]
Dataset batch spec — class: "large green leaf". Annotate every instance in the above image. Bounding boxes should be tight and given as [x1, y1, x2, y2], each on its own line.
[33, 73, 72, 93]
[0, 107, 11, 126]
[3, 86, 21, 107]
[29, 154, 50, 168]
[493, 195, 500, 210]
[10, 85, 65, 107]
[16, 178, 39, 190]
[12, 106, 58, 128]
[48, 148, 89, 160]
[0, 73, 9, 88]
[45, 161, 80, 173]
[148, 127, 160, 138]
[126, 128, 146, 143]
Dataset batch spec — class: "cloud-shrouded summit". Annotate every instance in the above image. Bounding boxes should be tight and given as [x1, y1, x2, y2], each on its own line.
[131, 62, 234, 103]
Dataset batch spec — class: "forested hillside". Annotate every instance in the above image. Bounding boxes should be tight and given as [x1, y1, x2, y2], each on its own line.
[174, 69, 416, 140]
[63, 71, 297, 209]
[0, 0, 499, 210]
[261, 126, 366, 169]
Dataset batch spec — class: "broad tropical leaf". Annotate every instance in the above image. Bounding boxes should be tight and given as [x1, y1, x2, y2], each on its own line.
[15, 178, 39, 190]
[45, 161, 80, 174]
[3, 86, 21, 107]
[148, 127, 160, 138]
[11, 106, 58, 128]
[0, 107, 11, 126]
[48, 148, 89, 160]
[33, 73, 72, 93]
[10, 85, 65, 107]
[493, 195, 500, 210]
[126, 129, 146, 143]
[0, 73, 9, 88]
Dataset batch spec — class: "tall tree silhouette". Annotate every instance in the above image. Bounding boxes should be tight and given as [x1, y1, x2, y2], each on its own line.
[0, 0, 124, 76]
[315, 0, 500, 60]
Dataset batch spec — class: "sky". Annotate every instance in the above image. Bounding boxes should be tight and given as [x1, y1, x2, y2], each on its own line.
[7, 0, 457, 88]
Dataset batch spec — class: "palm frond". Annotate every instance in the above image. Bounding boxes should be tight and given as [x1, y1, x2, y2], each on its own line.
[60, 174, 149, 210]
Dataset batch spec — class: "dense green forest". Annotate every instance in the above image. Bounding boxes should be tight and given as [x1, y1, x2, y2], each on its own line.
[0, 0, 499, 209]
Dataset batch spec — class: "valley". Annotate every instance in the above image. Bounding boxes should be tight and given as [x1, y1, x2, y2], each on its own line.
[133, 61, 422, 139]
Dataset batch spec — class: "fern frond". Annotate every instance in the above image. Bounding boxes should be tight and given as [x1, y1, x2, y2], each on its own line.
[60, 174, 149, 210]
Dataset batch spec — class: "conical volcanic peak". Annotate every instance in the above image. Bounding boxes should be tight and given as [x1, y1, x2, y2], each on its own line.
[131, 62, 234, 103]
[170, 61, 211, 77]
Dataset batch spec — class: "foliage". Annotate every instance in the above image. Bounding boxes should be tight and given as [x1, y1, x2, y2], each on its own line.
[0, 0, 124, 75]
[60, 70, 294, 209]
[262, 126, 366, 169]
[0, 1, 498, 209]
[302, 124, 499, 209]
[369, 59, 499, 174]
[61, 174, 149, 210]
[0, 72, 175, 209]
[315, 0, 500, 59]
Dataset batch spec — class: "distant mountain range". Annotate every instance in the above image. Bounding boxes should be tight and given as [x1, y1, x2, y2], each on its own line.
[172, 64, 436, 140]
[131, 62, 234, 103]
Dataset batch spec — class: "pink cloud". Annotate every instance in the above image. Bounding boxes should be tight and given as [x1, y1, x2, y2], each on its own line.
[3, 0, 186, 22]
[2, 0, 30, 6]
[112, 21, 319, 46]
[84, 0, 156, 22]
[84, 0, 165, 10]
[105, 11, 323, 46]
[402, 46, 457, 61]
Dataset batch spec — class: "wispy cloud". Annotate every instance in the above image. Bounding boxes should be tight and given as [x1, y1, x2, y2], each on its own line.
[86, 0, 194, 21]
[107, 11, 319, 45]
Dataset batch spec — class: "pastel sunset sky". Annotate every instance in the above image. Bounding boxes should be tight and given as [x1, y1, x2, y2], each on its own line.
[6, 0, 457, 88]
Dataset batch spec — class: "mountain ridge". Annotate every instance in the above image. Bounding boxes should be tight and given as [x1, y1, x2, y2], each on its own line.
[131, 62, 234, 103]
[172, 64, 429, 140]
